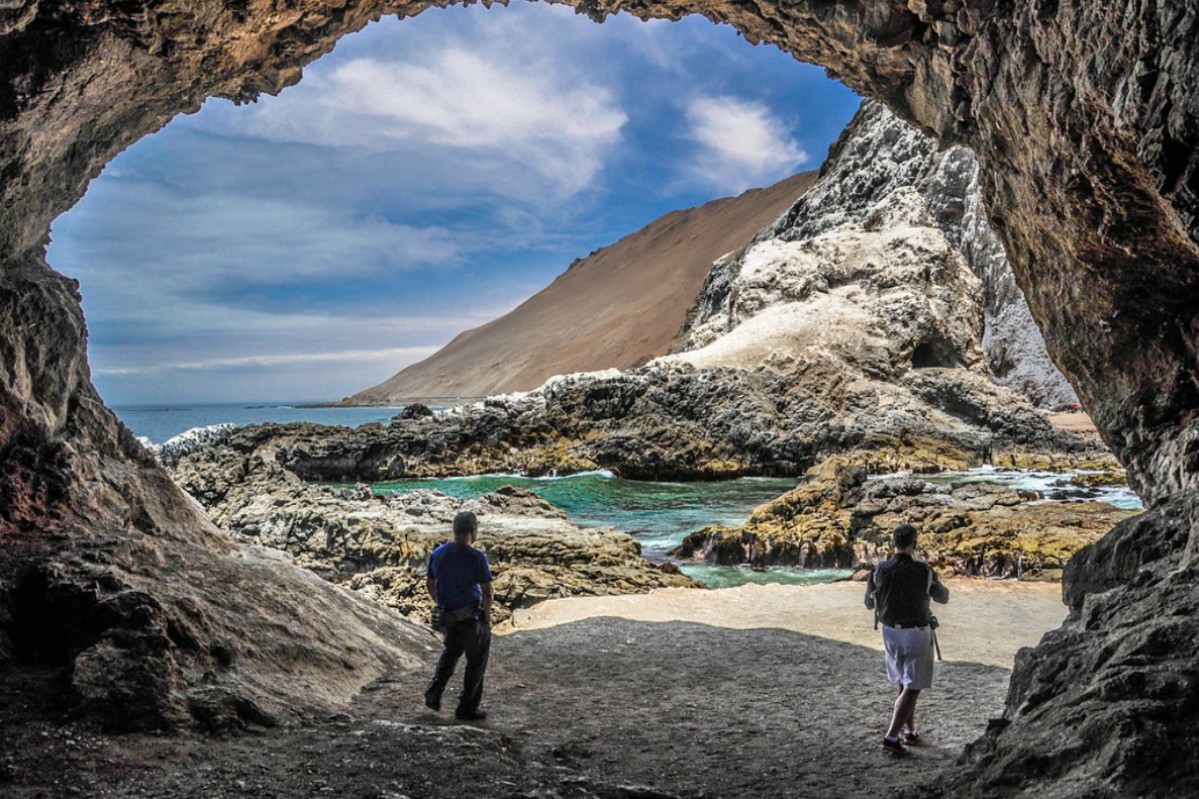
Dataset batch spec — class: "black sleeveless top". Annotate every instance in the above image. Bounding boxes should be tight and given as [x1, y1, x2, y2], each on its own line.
[865, 553, 949, 627]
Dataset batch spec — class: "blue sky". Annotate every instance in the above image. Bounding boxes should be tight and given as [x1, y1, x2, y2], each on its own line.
[49, 2, 860, 405]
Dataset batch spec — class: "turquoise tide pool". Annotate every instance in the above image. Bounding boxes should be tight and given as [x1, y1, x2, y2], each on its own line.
[366, 472, 854, 588]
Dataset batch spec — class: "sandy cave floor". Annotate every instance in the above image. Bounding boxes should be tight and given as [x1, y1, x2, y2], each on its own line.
[0, 580, 1066, 799]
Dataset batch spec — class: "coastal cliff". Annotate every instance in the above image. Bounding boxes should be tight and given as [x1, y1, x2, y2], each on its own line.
[674, 101, 1078, 409]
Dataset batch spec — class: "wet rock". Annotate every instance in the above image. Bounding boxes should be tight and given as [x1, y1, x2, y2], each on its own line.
[167, 458, 696, 625]
[395, 403, 434, 420]
[675, 455, 1136, 578]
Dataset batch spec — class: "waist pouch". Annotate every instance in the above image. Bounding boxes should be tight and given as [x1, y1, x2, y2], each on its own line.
[447, 605, 482, 624]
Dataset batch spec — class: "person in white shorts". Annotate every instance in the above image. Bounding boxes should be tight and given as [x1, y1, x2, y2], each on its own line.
[864, 523, 949, 755]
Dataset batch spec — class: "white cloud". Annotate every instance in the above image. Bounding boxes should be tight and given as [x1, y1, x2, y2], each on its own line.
[210, 44, 627, 200]
[80, 182, 458, 287]
[685, 95, 808, 192]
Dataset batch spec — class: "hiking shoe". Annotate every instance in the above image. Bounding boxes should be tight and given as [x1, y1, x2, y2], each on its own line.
[424, 688, 441, 712]
[881, 737, 909, 755]
[903, 731, 922, 744]
[455, 709, 488, 721]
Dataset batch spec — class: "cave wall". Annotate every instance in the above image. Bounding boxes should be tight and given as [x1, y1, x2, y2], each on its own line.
[1, 0, 1198, 789]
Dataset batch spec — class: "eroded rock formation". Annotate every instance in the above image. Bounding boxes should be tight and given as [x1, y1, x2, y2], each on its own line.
[167, 447, 697, 624]
[165, 363, 1091, 486]
[684, 100, 1077, 408]
[675, 454, 1134, 578]
[2, 0, 1198, 795]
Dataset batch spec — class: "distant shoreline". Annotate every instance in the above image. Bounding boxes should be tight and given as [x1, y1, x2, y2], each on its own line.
[299, 397, 487, 409]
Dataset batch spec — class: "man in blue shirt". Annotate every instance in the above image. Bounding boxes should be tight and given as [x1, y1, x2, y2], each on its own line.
[424, 510, 494, 721]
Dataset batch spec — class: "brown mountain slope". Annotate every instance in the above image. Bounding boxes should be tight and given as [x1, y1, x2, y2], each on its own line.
[352, 171, 818, 402]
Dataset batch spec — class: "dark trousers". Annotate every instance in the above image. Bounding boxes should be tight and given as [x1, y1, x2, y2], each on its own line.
[427, 616, 491, 715]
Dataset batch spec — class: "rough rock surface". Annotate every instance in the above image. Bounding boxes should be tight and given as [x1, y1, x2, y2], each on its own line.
[911, 495, 1199, 799]
[676, 455, 1134, 579]
[664, 184, 985, 376]
[1, 1, 1198, 796]
[167, 451, 696, 624]
[674, 101, 1076, 409]
[166, 361, 1094, 488]
[0, 527, 434, 732]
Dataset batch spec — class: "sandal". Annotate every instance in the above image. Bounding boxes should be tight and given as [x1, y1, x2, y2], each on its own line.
[903, 730, 921, 744]
[881, 737, 909, 755]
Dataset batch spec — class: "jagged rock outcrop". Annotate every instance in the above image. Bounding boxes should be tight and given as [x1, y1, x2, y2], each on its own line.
[166, 362, 1096, 488]
[167, 451, 697, 624]
[674, 101, 1077, 409]
[351, 171, 819, 401]
[1, 1, 1198, 796]
[666, 185, 985, 374]
[912, 495, 1199, 799]
[675, 454, 1133, 578]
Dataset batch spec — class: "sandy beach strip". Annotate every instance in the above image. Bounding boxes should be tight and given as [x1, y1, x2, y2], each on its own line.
[500, 578, 1068, 670]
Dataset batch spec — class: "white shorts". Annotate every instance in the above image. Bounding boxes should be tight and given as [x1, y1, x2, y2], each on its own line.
[882, 625, 934, 690]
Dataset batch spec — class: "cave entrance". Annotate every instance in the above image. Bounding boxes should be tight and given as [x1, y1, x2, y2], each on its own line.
[6, 0, 1192, 795]
[911, 338, 964, 369]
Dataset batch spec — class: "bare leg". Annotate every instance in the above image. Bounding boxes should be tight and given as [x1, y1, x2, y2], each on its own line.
[901, 686, 918, 734]
[886, 688, 921, 739]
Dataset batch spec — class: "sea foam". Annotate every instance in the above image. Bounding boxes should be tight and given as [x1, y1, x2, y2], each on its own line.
[150, 423, 239, 465]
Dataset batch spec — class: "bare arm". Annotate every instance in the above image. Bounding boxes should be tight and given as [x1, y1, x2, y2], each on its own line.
[426, 577, 437, 602]
[481, 582, 494, 621]
[930, 570, 949, 604]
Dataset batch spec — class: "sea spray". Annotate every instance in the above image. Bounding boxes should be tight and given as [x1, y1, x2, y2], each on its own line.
[152, 423, 239, 465]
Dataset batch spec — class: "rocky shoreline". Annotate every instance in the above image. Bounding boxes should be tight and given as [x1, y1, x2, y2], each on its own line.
[674, 455, 1134, 579]
[162, 407, 1129, 606]
[168, 451, 695, 626]
[162, 362, 1099, 487]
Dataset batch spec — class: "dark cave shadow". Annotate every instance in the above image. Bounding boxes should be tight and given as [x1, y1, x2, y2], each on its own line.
[405, 616, 1014, 799]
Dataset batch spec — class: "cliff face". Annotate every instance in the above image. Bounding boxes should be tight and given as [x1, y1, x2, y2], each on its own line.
[351, 172, 818, 402]
[1, 0, 1198, 795]
[362, 103, 1071, 410]
[675, 101, 1078, 409]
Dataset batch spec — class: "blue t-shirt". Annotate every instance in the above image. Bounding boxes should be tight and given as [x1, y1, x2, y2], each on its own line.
[426, 542, 493, 611]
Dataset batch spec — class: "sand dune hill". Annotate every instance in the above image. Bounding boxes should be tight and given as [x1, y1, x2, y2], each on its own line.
[350, 171, 818, 402]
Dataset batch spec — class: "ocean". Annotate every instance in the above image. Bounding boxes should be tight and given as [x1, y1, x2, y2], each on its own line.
[113, 401, 406, 445]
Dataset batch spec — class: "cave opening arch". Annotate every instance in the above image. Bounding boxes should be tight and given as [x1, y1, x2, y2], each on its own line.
[1, 0, 1198, 795]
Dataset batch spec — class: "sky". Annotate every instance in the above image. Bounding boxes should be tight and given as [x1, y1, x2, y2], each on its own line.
[48, 2, 860, 405]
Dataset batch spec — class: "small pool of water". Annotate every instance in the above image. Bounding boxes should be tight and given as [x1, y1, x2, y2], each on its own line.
[680, 565, 854, 589]
[371, 471, 796, 555]
[369, 472, 850, 588]
[363, 465, 1140, 589]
